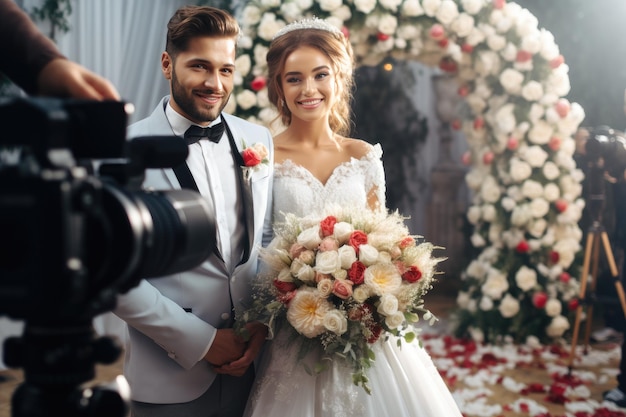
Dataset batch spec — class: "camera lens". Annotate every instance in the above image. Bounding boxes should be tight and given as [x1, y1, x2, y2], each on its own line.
[85, 182, 216, 293]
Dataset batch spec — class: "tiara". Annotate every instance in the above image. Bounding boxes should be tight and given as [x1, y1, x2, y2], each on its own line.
[272, 17, 342, 40]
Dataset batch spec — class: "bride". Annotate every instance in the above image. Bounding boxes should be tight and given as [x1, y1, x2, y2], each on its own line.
[241, 18, 463, 417]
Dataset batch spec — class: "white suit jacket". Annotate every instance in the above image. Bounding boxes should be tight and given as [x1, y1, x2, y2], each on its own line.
[114, 96, 273, 403]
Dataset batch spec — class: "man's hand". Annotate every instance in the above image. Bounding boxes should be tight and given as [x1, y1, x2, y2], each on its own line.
[214, 322, 268, 377]
[203, 328, 246, 367]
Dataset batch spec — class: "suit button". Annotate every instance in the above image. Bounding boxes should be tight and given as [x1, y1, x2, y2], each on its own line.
[221, 313, 230, 320]
[168, 352, 176, 359]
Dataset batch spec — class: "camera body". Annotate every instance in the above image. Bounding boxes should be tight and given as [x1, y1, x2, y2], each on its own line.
[0, 97, 216, 323]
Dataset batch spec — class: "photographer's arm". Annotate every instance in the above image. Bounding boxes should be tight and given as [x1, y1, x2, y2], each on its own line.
[0, 0, 119, 100]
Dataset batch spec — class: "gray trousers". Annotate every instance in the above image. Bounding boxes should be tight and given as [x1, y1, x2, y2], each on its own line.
[130, 367, 255, 417]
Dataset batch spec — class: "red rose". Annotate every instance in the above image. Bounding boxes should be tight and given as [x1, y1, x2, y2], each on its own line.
[429, 24, 445, 40]
[516, 240, 529, 253]
[559, 272, 570, 283]
[241, 148, 262, 167]
[377, 32, 389, 41]
[461, 43, 474, 54]
[319, 216, 337, 237]
[349, 230, 368, 254]
[439, 57, 458, 73]
[348, 261, 367, 285]
[273, 279, 296, 293]
[549, 250, 560, 264]
[250, 75, 266, 92]
[516, 50, 532, 62]
[399, 236, 415, 249]
[367, 323, 383, 344]
[532, 292, 548, 309]
[278, 291, 296, 305]
[402, 266, 422, 283]
[550, 54, 564, 69]
[568, 298, 579, 310]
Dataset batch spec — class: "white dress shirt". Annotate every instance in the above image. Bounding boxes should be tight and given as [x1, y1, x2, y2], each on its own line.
[165, 104, 246, 273]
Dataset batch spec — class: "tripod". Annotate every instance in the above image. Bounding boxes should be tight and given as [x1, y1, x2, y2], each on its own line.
[567, 219, 626, 372]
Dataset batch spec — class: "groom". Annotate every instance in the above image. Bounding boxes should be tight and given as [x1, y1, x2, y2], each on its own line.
[113, 6, 272, 417]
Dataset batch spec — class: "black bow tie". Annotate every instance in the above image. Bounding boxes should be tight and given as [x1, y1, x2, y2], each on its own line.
[184, 123, 225, 144]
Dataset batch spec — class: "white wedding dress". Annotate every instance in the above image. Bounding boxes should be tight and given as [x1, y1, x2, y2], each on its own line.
[244, 144, 462, 417]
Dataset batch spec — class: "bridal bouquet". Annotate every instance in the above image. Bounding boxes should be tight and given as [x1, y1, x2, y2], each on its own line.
[238, 207, 444, 393]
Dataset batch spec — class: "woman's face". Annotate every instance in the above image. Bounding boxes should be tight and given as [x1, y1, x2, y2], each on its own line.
[280, 46, 337, 124]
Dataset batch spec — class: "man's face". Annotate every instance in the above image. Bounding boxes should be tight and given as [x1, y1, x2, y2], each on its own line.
[161, 36, 236, 125]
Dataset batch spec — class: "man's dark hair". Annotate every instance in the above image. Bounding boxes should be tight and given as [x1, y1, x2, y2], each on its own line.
[165, 6, 239, 58]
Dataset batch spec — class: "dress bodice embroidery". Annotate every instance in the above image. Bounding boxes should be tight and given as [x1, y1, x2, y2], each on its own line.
[272, 143, 385, 223]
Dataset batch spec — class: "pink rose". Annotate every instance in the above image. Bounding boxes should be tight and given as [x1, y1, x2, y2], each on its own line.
[319, 237, 339, 252]
[348, 261, 366, 285]
[349, 230, 368, 254]
[289, 243, 306, 259]
[332, 278, 354, 300]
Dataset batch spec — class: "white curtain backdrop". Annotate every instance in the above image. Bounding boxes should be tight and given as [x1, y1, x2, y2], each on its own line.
[54, 0, 190, 124]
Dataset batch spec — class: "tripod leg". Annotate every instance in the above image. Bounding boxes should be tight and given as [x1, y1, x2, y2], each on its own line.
[600, 231, 626, 320]
[568, 232, 595, 371]
[583, 234, 602, 353]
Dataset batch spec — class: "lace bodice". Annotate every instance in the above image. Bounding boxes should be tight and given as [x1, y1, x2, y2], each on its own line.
[272, 143, 385, 223]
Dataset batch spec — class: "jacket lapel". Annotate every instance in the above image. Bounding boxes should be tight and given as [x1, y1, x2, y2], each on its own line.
[223, 118, 254, 266]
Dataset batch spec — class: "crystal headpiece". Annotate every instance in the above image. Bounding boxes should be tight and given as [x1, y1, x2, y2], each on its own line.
[272, 17, 342, 41]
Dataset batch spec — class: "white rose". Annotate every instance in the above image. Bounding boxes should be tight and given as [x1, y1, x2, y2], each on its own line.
[545, 299, 562, 317]
[522, 81, 544, 102]
[378, 293, 399, 315]
[234, 55, 251, 78]
[280, 3, 303, 21]
[380, 0, 403, 12]
[241, 5, 262, 25]
[476, 50, 501, 76]
[337, 245, 357, 269]
[498, 294, 520, 318]
[469, 326, 484, 343]
[527, 120, 553, 145]
[542, 162, 561, 181]
[436, 0, 459, 25]
[480, 176, 501, 203]
[353, 285, 371, 303]
[333, 222, 354, 244]
[319, 0, 342, 11]
[451, 13, 474, 37]
[515, 265, 537, 291]
[314, 250, 341, 274]
[359, 244, 380, 266]
[297, 225, 322, 249]
[521, 145, 549, 168]
[236, 90, 258, 111]
[297, 265, 315, 282]
[546, 315, 570, 338]
[461, 0, 483, 14]
[254, 44, 269, 68]
[323, 309, 348, 335]
[317, 278, 334, 297]
[457, 291, 471, 308]
[422, 0, 442, 16]
[332, 268, 348, 281]
[480, 295, 494, 311]
[290, 258, 305, 276]
[494, 103, 516, 134]
[543, 183, 560, 202]
[499, 68, 524, 94]
[378, 14, 398, 35]
[510, 158, 533, 183]
[521, 180, 543, 199]
[296, 0, 314, 8]
[277, 267, 294, 283]
[528, 218, 548, 238]
[385, 311, 405, 329]
[257, 14, 282, 42]
[471, 233, 486, 247]
[260, 0, 280, 6]
[467, 260, 488, 278]
[354, 0, 377, 13]
[331, 5, 352, 21]
[487, 34, 506, 51]
[511, 204, 530, 227]
[530, 198, 550, 218]
[481, 270, 509, 300]
[482, 204, 497, 222]
[501, 196, 517, 212]
[401, 0, 425, 16]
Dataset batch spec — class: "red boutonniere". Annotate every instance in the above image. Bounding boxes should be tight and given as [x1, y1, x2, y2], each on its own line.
[240, 140, 269, 174]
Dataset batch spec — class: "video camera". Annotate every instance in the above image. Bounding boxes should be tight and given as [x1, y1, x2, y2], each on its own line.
[0, 97, 216, 416]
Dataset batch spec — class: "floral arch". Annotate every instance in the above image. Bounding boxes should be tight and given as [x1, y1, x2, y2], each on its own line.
[229, 0, 586, 343]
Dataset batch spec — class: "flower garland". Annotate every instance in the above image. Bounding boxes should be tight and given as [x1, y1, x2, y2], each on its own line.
[230, 0, 586, 343]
